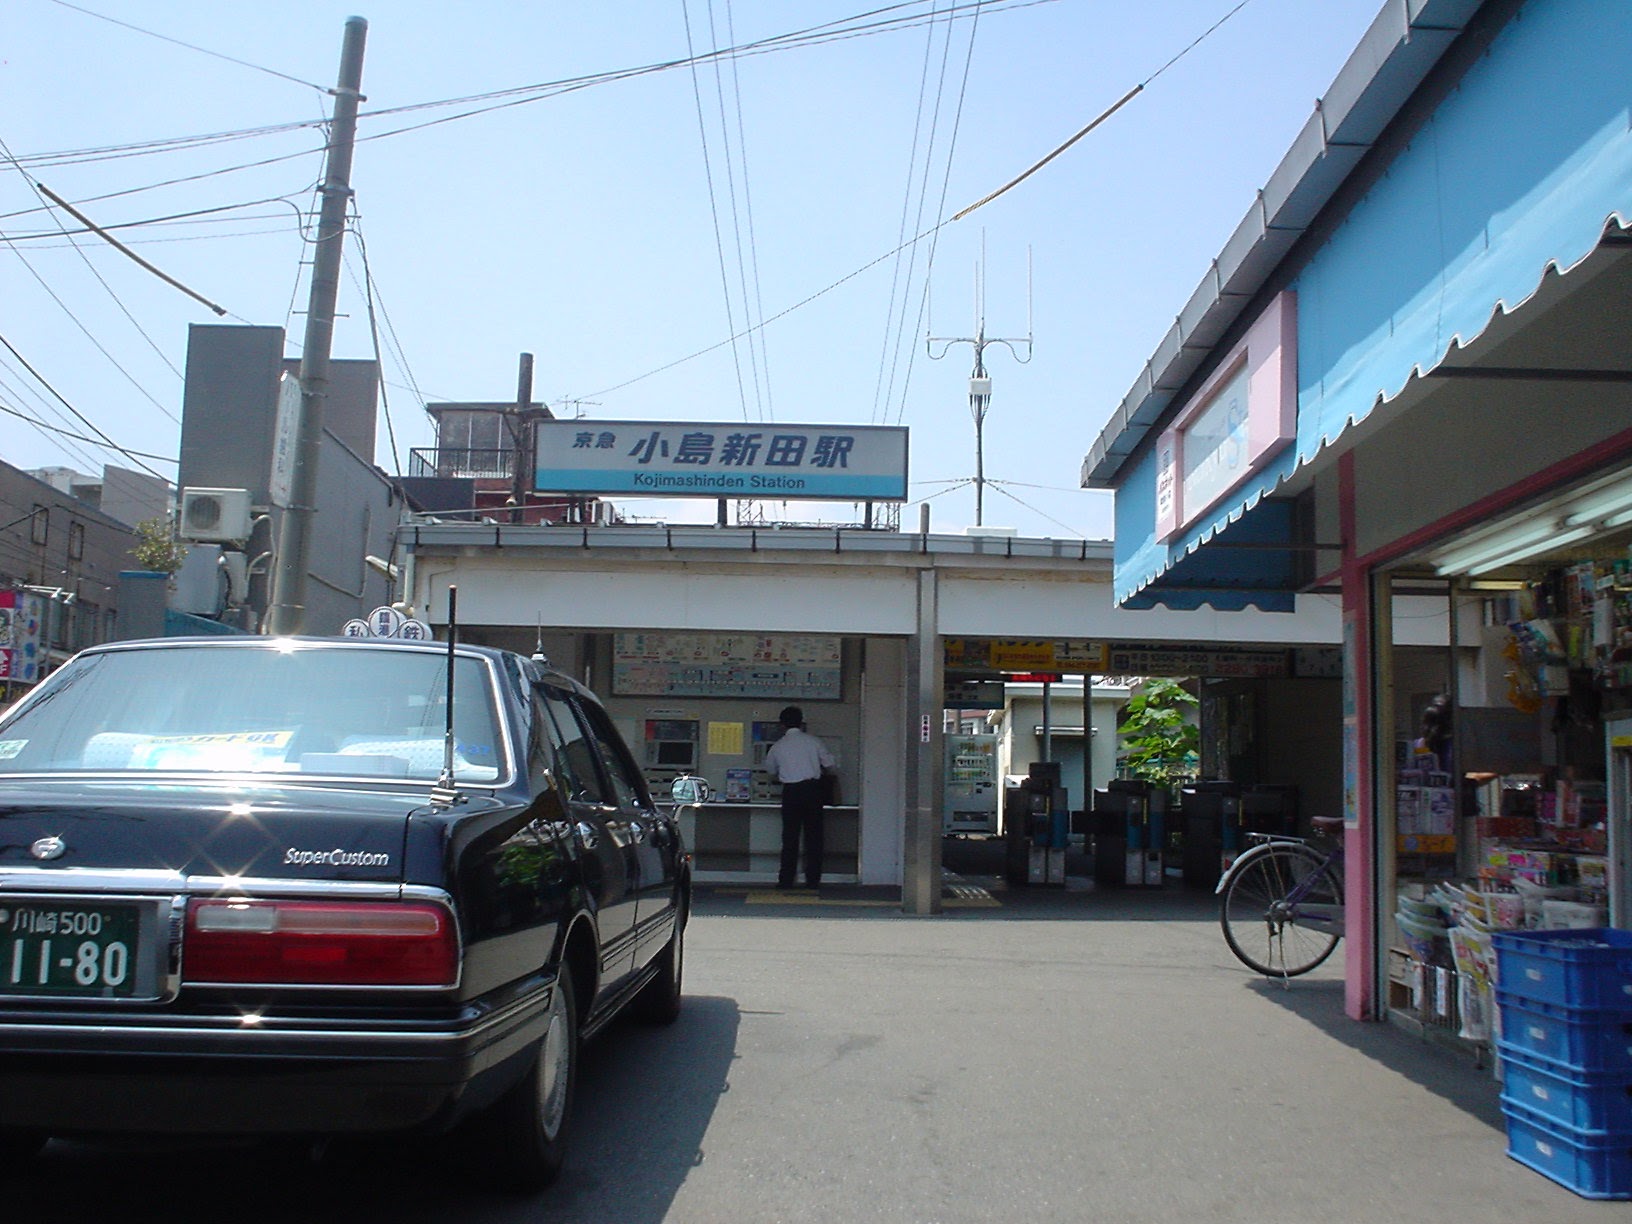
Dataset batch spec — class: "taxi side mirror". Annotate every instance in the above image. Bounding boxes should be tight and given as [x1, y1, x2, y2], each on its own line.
[671, 775, 710, 804]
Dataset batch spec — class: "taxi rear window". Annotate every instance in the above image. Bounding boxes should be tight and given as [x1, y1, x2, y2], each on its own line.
[0, 644, 506, 782]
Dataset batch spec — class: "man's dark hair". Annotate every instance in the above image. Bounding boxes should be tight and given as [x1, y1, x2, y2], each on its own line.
[778, 705, 803, 729]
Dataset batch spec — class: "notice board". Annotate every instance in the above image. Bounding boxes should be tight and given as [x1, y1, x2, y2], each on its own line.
[612, 632, 841, 700]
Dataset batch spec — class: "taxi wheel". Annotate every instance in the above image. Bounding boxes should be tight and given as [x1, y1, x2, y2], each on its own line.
[484, 970, 578, 1192]
[633, 900, 684, 1026]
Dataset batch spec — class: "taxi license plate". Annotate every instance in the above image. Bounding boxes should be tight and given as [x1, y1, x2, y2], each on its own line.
[0, 901, 143, 997]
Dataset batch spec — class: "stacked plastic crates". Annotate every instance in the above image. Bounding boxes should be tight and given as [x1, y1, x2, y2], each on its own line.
[1492, 928, 1632, 1200]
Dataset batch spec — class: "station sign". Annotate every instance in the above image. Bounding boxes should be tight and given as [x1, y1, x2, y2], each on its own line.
[1105, 645, 1290, 678]
[533, 420, 908, 501]
[943, 639, 1108, 674]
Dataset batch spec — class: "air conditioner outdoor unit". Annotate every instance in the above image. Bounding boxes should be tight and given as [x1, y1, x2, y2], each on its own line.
[178, 488, 253, 542]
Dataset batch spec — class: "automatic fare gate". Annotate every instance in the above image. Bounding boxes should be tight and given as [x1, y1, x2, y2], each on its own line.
[941, 638, 1342, 889]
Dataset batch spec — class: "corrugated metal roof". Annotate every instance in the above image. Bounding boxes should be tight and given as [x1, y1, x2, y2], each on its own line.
[1081, 0, 1486, 489]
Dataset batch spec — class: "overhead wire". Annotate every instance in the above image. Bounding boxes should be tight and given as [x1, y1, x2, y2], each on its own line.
[879, 1, 980, 430]
[4, 1, 1055, 223]
[347, 222, 406, 477]
[0, 203, 180, 432]
[0, 394, 175, 464]
[49, 0, 332, 94]
[681, 0, 753, 424]
[889, 2, 981, 427]
[0, 365, 104, 472]
[953, 0, 1253, 220]
[724, 1, 774, 422]
[593, 0, 1242, 405]
[870, 2, 947, 426]
[0, 332, 168, 479]
[352, 223, 430, 456]
[714, 0, 772, 422]
[1, 195, 312, 242]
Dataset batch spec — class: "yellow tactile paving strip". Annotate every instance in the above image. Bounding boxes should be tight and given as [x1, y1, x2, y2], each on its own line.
[714, 873, 1001, 909]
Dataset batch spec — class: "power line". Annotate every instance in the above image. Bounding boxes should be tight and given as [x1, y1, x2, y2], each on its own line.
[6, 0, 1053, 214]
[0, 395, 175, 463]
[722, 0, 774, 421]
[890, 3, 982, 428]
[954, 0, 1254, 220]
[49, 0, 331, 93]
[0, 332, 169, 480]
[345, 233, 403, 477]
[0, 364, 104, 472]
[682, 0, 752, 424]
[352, 222, 428, 461]
[1, 195, 311, 242]
[707, 0, 770, 423]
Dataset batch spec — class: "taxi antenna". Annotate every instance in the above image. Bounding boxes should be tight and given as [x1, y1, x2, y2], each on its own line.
[435, 585, 460, 802]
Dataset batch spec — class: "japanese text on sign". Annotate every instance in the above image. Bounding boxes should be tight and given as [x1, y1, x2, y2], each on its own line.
[533, 420, 908, 501]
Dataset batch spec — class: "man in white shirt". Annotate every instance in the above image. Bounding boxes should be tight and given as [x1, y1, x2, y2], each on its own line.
[762, 705, 836, 889]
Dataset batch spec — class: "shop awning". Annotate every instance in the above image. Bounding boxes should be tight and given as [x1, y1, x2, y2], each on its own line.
[1086, 0, 1632, 608]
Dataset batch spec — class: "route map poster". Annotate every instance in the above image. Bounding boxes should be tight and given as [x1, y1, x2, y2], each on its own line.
[613, 632, 841, 700]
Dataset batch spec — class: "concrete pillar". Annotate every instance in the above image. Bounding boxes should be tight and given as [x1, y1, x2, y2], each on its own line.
[902, 569, 943, 915]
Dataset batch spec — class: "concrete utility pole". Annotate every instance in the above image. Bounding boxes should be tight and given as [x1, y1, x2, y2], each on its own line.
[509, 352, 534, 524]
[927, 249, 1032, 527]
[266, 16, 368, 636]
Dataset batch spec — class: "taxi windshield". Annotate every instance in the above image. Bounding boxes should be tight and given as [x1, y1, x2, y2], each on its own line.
[0, 643, 506, 783]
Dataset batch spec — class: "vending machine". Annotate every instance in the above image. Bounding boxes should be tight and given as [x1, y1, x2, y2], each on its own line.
[942, 733, 999, 834]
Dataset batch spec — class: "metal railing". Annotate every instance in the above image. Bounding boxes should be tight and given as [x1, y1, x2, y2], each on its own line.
[407, 447, 515, 480]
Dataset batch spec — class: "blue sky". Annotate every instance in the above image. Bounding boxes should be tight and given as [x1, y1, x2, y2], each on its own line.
[4, 0, 1381, 539]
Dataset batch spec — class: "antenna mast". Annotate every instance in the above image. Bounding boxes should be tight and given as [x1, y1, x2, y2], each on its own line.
[926, 241, 1033, 527]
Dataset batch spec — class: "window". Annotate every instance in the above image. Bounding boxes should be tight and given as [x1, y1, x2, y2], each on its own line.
[578, 699, 647, 811]
[536, 686, 608, 804]
[68, 521, 85, 561]
[30, 506, 47, 546]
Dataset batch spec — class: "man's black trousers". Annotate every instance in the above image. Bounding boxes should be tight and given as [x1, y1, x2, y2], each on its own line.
[778, 778, 826, 887]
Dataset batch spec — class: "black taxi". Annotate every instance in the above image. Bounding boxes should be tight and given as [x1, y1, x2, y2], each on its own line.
[0, 634, 689, 1190]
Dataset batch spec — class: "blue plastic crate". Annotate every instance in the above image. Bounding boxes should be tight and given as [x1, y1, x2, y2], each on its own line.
[1502, 1100, 1632, 1200]
[1495, 990, 1632, 1073]
[1499, 1044, 1632, 1133]
[1493, 928, 1632, 1010]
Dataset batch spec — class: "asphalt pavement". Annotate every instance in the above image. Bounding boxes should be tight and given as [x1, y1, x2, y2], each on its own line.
[9, 845, 1628, 1223]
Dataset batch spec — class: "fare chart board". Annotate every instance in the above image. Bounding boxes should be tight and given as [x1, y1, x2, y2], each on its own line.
[612, 632, 841, 700]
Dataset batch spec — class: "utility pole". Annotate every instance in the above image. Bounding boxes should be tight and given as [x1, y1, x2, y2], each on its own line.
[509, 352, 534, 524]
[266, 17, 368, 635]
[927, 248, 1032, 527]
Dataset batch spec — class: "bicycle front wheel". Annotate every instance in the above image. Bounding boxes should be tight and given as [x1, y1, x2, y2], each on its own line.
[1220, 846, 1343, 977]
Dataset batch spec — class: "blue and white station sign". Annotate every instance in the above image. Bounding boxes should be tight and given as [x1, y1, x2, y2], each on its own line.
[533, 420, 908, 501]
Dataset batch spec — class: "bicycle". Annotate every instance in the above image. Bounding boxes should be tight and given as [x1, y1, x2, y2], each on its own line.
[1216, 815, 1346, 977]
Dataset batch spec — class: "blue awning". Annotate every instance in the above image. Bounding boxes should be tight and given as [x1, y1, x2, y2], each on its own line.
[1102, 0, 1632, 608]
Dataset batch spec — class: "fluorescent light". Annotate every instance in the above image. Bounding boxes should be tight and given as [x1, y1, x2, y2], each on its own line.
[1431, 519, 1560, 574]
[1423, 465, 1632, 576]
[1466, 524, 1596, 574]
[1561, 472, 1632, 525]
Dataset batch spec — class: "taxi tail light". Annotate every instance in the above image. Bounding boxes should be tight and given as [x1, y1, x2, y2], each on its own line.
[184, 899, 458, 986]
